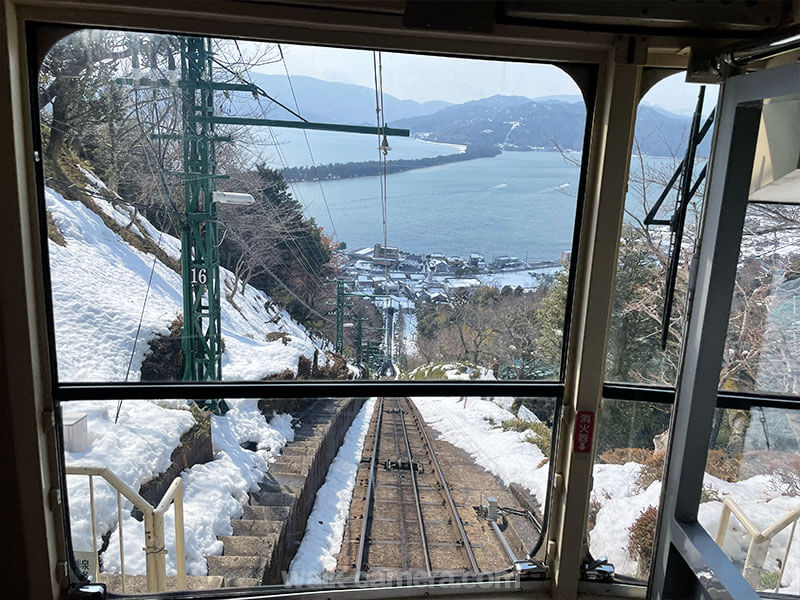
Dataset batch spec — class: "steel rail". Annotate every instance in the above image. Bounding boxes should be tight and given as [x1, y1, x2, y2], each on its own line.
[56, 381, 565, 401]
[398, 398, 433, 577]
[354, 397, 384, 582]
[407, 399, 480, 573]
[389, 410, 411, 570]
[489, 520, 518, 564]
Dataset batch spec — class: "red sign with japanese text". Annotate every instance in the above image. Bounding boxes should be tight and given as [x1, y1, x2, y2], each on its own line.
[573, 410, 595, 454]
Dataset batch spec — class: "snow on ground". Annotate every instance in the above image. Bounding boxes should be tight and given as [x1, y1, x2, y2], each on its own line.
[101, 400, 295, 576]
[413, 396, 550, 504]
[698, 477, 799, 594]
[588, 468, 661, 577]
[408, 363, 496, 381]
[400, 311, 419, 358]
[286, 399, 377, 584]
[65, 401, 195, 555]
[476, 266, 562, 290]
[50, 166, 337, 577]
[46, 182, 327, 383]
[406, 365, 551, 499]
[589, 463, 800, 594]
[518, 405, 540, 423]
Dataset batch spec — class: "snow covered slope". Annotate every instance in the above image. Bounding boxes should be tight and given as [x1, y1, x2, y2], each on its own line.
[48, 165, 337, 577]
[46, 169, 329, 383]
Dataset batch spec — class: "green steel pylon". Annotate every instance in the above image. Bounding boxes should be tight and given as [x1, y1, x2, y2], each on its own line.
[118, 36, 410, 406]
[180, 37, 222, 385]
[355, 316, 365, 366]
[334, 280, 346, 353]
[179, 38, 229, 415]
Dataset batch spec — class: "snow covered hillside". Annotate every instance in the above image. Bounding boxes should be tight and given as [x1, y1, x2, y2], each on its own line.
[48, 165, 338, 577]
[589, 455, 799, 594]
[47, 167, 331, 383]
[65, 400, 295, 576]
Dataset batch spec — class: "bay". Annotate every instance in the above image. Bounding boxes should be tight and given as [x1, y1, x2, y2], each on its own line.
[264, 129, 683, 263]
[290, 150, 581, 263]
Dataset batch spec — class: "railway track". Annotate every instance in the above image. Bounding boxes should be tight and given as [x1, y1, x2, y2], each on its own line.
[336, 397, 543, 583]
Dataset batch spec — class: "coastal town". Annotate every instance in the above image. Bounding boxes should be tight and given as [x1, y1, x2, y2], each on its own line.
[338, 243, 567, 302]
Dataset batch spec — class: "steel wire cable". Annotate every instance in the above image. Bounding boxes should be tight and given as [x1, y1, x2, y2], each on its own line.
[235, 87, 336, 273]
[277, 43, 339, 243]
[225, 135, 332, 292]
[373, 51, 389, 252]
[116, 84, 183, 423]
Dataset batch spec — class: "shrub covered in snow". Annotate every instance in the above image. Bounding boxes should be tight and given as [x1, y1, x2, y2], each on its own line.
[627, 506, 658, 579]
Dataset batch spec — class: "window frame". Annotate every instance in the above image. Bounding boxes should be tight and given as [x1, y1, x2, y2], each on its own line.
[35, 26, 595, 396]
[30, 22, 598, 596]
[648, 62, 800, 600]
[595, 69, 800, 592]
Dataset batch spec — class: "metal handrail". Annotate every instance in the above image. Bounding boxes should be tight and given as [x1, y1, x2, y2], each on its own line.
[66, 465, 187, 592]
[715, 496, 800, 591]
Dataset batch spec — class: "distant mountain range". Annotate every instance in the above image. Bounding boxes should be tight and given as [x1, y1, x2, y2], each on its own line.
[390, 94, 709, 157]
[242, 74, 708, 158]
[246, 73, 452, 125]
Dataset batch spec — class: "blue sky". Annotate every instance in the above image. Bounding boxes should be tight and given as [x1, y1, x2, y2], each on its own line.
[251, 42, 718, 115]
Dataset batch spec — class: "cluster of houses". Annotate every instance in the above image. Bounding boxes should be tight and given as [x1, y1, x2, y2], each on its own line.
[340, 244, 536, 303]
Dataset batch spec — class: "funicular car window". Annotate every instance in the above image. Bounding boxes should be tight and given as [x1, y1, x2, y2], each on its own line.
[591, 73, 719, 583]
[38, 27, 592, 594]
[593, 85, 800, 593]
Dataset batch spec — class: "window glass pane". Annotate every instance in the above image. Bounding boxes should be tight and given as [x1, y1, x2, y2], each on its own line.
[604, 74, 717, 385]
[720, 93, 800, 395]
[590, 399, 800, 590]
[40, 29, 585, 384]
[62, 395, 555, 591]
[587, 398, 672, 581]
[702, 407, 800, 595]
[720, 204, 800, 394]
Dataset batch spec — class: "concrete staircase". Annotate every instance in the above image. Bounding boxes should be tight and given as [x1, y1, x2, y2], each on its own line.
[207, 398, 365, 587]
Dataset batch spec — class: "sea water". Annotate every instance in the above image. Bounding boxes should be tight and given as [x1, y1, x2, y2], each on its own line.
[259, 128, 465, 166]
[270, 131, 678, 262]
[290, 150, 581, 262]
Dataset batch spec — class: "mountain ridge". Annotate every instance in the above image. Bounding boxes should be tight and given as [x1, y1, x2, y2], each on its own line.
[238, 74, 708, 157]
[246, 73, 452, 125]
[390, 93, 709, 157]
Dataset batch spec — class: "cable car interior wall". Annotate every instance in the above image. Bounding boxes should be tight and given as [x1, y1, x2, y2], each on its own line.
[1, 2, 799, 600]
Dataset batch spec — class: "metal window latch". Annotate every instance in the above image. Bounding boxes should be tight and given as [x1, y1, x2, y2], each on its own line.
[68, 583, 106, 600]
[514, 559, 547, 579]
[582, 556, 615, 581]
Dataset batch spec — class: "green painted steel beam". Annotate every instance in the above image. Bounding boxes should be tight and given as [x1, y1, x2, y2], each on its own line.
[164, 171, 230, 180]
[115, 77, 259, 94]
[195, 115, 410, 137]
[150, 133, 233, 142]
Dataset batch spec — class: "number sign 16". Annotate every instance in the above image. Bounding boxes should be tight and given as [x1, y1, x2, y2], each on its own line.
[190, 267, 208, 285]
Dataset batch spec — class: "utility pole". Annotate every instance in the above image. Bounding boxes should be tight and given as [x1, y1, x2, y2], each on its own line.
[384, 302, 395, 361]
[355, 316, 364, 366]
[332, 281, 396, 364]
[335, 279, 347, 354]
